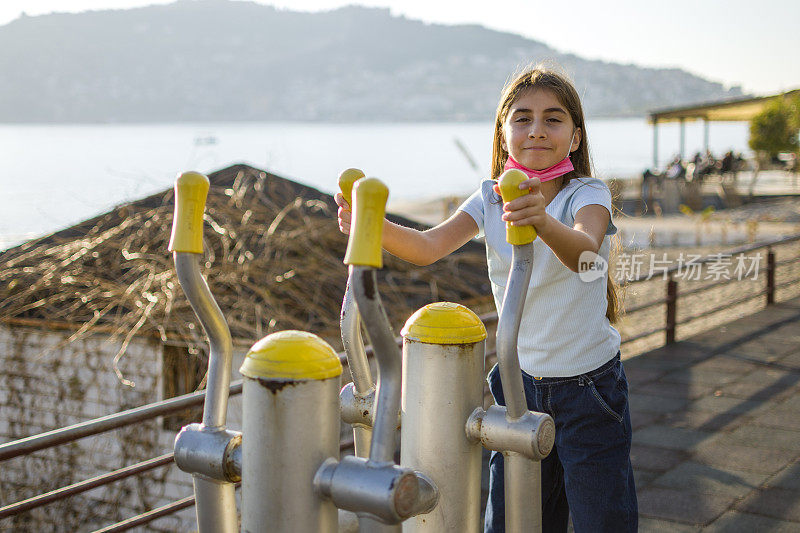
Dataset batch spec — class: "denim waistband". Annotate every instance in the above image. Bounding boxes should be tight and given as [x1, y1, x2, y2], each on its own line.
[519, 351, 621, 385]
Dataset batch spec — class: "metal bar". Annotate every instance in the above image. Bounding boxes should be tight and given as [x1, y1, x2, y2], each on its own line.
[0, 382, 242, 462]
[173, 251, 237, 533]
[174, 253, 232, 430]
[626, 233, 800, 284]
[341, 277, 373, 393]
[351, 266, 403, 465]
[496, 242, 533, 420]
[496, 242, 539, 533]
[341, 273, 374, 457]
[665, 277, 678, 344]
[3, 434, 359, 521]
[776, 256, 800, 267]
[678, 275, 744, 299]
[0, 454, 174, 519]
[92, 495, 197, 533]
[676, 290, 767, 326]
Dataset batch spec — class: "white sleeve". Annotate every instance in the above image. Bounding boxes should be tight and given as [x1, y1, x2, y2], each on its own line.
[456, 184, 486, 237]
[568, 178, 617, 236]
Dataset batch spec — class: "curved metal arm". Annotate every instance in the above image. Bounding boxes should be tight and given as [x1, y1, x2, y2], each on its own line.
[174, 253, 233, 428]
[341, 281, 373, 393]
[351, 266, 402, 464]
[495, 242, 534, 420]
[169, 172, 237, 533]
[341, 279, 375, 457]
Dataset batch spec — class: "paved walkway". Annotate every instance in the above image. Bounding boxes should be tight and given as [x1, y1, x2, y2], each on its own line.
[630, 296, 800, 531]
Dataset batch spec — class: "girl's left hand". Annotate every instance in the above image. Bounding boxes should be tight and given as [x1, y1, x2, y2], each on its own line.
[493, 178, 550, 231]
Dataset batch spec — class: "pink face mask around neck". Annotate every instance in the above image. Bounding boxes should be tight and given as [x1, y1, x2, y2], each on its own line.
[503, 154, 574, 183]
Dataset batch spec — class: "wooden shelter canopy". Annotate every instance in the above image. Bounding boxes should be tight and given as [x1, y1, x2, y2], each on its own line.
[649, 89, 800, 124]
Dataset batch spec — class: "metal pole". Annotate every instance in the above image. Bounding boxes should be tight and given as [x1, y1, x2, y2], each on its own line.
[240, 331, 342, 532]
[400, 302, 486, 532]
[351, 266, 403, 533]
[337, 177, 437, 532]
[174, 254, 232, 429]
[352, 266, 403, 466]
[767, 248, 776, 305]
[168, 172, 237, 533]
[339, 168, 375, 458]
[342, 280, 374, 456]
[679, 118, 686, 161]
[496, 243, 534, 420]
[497, 170, 547, 533]
[666, 276, 678, 344]
[652, 118, 659, 169]
[703, 118, 710, 154]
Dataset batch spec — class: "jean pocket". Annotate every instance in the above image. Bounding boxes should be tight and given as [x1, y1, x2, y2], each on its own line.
[585, 371, 626, 424]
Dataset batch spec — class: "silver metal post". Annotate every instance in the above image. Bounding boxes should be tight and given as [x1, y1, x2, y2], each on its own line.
[341, 276, 374, 457]
[400, 303, 486, 532]
[496, 243, 533, 420]
[169, 171, 238, 533]
[173, 251, 237, 533]
[331, 177, 437, 531]
[497, 242, 540, 533]
[174, 253, 232, 429]
[241, 360, 341, 532]
[504, 454, 542, 531]
[351, 266, 403, 466]
[351, 265, 404, 533]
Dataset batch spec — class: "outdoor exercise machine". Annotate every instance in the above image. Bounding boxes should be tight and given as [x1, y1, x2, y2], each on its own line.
[167, 167, 554, 532]
[337, 169, 555, 532]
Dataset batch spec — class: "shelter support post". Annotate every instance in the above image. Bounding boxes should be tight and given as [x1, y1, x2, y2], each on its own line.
[652, 119, 659, 169]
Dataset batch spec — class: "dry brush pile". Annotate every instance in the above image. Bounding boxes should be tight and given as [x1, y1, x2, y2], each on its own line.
[0, 165, 493, 383]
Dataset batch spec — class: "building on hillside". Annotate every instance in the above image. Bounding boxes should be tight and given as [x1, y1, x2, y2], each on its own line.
[0, 163, 492, 532]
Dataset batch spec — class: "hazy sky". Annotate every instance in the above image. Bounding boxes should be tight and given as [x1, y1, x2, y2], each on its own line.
[3, 0, 799, 95]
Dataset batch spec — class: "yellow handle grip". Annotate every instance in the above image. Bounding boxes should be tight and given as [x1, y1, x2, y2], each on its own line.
[498, 169, 537, 245]
[338, 168, 366, 207]
[168, 171, 210, 254]
[344, 177, 388, 268]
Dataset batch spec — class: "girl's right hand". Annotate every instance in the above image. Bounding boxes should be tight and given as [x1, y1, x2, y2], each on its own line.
[334, 192, 352, 235]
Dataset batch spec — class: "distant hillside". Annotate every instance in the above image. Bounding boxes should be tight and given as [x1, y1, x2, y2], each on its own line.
[1, 0, 743, 122]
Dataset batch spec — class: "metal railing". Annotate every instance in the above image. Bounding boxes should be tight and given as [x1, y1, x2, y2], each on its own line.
[2, 232, 799, 531]
[618, 233, 800, 346]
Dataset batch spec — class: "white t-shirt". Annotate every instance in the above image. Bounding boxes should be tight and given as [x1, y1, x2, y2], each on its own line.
[458, 176, 621, 377]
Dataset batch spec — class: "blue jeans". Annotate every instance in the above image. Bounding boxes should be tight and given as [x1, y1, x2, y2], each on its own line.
[484, 353, 638, 533]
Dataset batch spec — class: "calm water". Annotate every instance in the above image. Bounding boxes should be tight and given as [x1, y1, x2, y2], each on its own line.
[0, 119, 749, 249]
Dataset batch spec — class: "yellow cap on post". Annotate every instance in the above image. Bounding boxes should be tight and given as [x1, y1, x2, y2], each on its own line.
[338, 168, 365, 207]
[344, 177, 388, 268]
[498, 169, 537, 245]
[401, 302, 487, 345]
[168, 171, 210, 254]
[239, 330, 342, 380]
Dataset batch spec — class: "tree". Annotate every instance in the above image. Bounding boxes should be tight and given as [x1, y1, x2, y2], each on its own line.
[748, 97, 799, 158]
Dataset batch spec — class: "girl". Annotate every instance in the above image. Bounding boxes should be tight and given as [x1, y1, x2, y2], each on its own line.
[335, 66, 637, 533]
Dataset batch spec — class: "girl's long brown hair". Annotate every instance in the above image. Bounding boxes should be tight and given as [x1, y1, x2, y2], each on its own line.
[491, 65, 622, 324]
